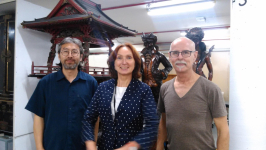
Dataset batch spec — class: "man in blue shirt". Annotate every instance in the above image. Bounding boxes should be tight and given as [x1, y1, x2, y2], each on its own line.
[25, 37, 98, 150]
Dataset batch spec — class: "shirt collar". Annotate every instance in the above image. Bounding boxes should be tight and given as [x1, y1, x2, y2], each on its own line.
[56, 69, 86, 81]
[110, 78, 138, 88]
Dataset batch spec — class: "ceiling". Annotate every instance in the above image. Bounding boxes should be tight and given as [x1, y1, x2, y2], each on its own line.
[92, 0, 231, 53]
[0, 0, 231, 52]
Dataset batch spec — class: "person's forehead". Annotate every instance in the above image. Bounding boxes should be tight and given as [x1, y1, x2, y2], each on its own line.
[117, 46, 133, 55]
[61, 43, 79, 49]
[171, 41, 193, 51]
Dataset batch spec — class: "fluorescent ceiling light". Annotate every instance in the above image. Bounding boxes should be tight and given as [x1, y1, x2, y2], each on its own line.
[180, 28, 230, 38]
[147, 0, 215, 16]
[149, 0, 203, 8]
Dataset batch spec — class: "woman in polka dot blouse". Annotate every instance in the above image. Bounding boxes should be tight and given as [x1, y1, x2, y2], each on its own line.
[82, 43, 159, 150]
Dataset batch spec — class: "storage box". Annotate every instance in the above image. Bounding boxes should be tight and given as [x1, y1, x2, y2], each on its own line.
[0, 136, 13, 150]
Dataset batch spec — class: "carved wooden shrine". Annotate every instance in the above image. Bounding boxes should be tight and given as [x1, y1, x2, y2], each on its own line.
[0, 14, 15, 136]
[21, 0, 137, 78]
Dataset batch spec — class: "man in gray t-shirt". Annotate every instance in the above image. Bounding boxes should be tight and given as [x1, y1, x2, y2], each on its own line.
[156, 37, 229, 150]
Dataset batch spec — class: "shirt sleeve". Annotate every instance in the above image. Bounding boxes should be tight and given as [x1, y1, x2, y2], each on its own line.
[25, 79, 46, 118]
[82, 84, 100, 142]
[208, 84, 227, 118]
[133, 85, 159, 150]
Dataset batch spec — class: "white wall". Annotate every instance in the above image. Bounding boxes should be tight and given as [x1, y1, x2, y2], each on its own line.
[14, 0, 58, 149]
[230, 1, 266, 149]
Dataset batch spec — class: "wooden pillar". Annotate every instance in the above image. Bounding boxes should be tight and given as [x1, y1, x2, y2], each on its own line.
[108, 43, 113, 55]
[47, 38, 56, 73]
[83, 42, 90, 74]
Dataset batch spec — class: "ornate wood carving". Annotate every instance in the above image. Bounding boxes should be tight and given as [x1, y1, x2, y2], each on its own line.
[140, 33, 172, 103]
[0, 14, 14, 136]
[80, 25, 92, 37]
[56, 4, 79, 17]
[21, 0, 137, 77]
[1, 50, 12, 63]
[61, 6, 79, 16]
[58, 29, 84, 38]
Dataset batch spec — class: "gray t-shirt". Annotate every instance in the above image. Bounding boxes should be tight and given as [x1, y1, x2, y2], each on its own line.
[158, 76, 227, 150]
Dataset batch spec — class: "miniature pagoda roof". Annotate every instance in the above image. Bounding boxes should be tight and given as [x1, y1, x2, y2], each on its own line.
[21, 0, 137, 37]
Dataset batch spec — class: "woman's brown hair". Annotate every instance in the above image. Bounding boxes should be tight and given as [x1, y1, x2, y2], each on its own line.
[107, 43, 141, 79]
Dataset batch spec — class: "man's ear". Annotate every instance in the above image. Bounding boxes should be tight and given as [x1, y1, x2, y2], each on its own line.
[193, 51, 198, 61]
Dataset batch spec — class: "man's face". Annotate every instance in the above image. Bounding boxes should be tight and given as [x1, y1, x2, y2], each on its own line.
[58, 43, 82, 70]
[169, 39, 197, 73]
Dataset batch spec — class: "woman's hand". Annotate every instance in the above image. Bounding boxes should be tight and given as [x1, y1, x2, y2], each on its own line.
[85, 140, 97, 150]
[115, 141, 140, 150]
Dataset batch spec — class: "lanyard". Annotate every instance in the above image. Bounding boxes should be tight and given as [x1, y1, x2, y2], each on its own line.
[113, 86, 117, 115]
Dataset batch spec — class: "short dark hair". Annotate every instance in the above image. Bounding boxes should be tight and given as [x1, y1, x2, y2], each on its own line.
[57, 37, 84, 70]
[107, 43, 141, 79]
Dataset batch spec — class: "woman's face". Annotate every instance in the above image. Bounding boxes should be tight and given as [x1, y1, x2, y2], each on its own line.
[115, 46, 135, 78]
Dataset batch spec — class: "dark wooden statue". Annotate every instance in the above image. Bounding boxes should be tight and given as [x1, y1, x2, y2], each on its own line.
[140, 33, 172, 103]
[186, 27, 214, 81]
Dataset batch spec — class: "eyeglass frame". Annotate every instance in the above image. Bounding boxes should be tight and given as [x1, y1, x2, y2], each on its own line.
[60, 49, 80, 57]
[169, 50, 195, 58]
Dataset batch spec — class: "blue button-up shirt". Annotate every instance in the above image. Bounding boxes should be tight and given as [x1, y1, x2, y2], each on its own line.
[25, 70, 98, 150]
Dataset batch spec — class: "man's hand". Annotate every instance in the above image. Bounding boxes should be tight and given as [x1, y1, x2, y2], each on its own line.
[34, 115, 45, 150]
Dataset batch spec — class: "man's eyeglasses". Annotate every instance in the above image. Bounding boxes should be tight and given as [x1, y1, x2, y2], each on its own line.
[61, 50, 79, 57]
[169, 50, 195, 58]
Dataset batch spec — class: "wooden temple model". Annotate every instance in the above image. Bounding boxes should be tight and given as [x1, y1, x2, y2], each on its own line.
[21, 0, 137, 78]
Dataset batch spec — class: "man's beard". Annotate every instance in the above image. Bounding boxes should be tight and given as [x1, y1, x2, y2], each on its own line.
[62, 62, 79, 70]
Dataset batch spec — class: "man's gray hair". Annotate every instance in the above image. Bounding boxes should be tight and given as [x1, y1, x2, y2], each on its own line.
[57, 37, 84, 54]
